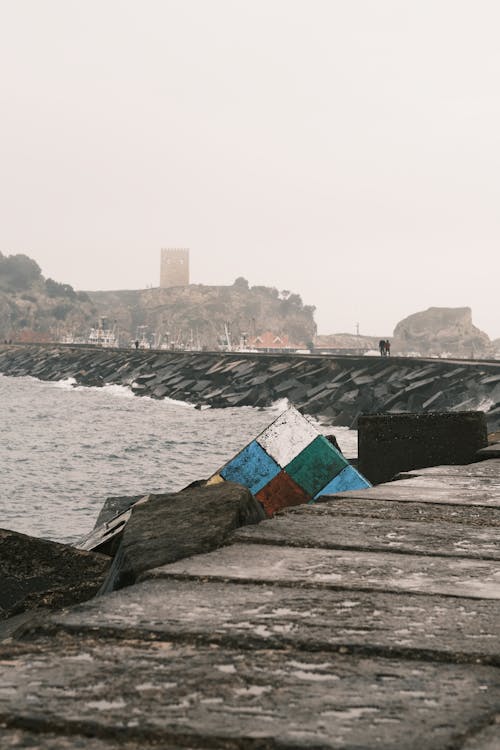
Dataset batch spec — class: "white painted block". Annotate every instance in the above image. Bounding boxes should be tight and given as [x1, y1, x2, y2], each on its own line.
[256, 406, 319, 467]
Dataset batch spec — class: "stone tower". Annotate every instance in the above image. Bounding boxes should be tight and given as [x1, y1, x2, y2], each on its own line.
[160, 248, 189, 288]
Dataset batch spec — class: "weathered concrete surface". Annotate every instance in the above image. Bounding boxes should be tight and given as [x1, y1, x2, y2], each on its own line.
[358, 411, 488, 484]
[230, 508, 500, 559]
[35, 578, 500, 663]
[2, 458, 500, 748]
[460, 718, 500, 750]
[324, 482, 500, 507]
[143, 542, 500, 599]
[396, 459, 500, 479]
[392, 475, 500, 492]
[2, 635, 500, 750]
[477, 442, 500, 460]
[101, 482, 265, 591]
[0, 728, 150, 750]
[297, 496, 500, 527]
[0, 528, 109, 620]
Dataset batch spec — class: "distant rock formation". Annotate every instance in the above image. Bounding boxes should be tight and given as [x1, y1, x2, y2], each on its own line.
[393, 307, 492, 358]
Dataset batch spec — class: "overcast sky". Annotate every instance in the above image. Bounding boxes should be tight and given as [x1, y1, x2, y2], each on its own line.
[1, 1, 499, 338]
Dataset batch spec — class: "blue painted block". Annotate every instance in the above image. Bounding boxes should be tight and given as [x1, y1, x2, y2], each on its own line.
[220, 440, 281, 495]
[313, 464, 371, 499]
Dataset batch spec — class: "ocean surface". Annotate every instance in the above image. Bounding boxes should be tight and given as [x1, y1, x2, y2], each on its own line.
[1, 374, 357, 545]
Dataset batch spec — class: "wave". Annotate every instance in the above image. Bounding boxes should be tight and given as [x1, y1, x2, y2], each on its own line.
[160, 395, 196, 408]
[50, 377, 77, 390]
[268, 397, 291, 413]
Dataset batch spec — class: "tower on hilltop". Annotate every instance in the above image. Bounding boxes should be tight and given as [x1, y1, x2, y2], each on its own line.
[160, 248, 189, 288]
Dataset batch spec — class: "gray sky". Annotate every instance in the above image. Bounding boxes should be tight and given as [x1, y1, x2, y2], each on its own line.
[1, 1, 499, 338]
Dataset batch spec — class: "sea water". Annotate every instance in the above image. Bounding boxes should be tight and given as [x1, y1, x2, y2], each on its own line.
[0, 374, 357, 545]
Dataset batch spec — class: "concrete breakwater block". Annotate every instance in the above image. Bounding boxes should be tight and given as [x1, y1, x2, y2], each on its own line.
[230, 505, 500, 559]
[79, 406, 370, 561]
[100, 481, 265, 592]
[0, 528, 110, 621]
[145, 541, 500, 600]
[358, 411, 488, 485]
[2, 345, 500, 430]
[207, 405, 371, 516]
[42, 577, 500, 662]
[3, 636, 500, 749]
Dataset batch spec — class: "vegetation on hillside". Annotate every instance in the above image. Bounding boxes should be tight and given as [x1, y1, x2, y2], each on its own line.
[0, 255, 316, 347]
[87, 277, 317, 348]
[0, 252, 95, 341]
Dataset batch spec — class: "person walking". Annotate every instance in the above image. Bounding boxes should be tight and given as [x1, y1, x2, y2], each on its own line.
[379, 339, 386, 356]
[385, 339, 391, 356]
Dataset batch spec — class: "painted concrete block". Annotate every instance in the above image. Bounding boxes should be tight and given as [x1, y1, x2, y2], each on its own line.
[256, 471, 311, 517]
[285, 435, 348, 497]
[257, 406, 319, 467]
[314, 464, 371, 499]
[220, 440, 281, 495]
[210, 406, 371, 515]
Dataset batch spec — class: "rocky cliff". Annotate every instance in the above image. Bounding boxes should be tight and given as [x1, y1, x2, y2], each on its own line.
[392, 307, 493, 358]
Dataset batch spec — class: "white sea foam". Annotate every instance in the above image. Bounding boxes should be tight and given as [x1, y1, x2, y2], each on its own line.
[269, 397, 291, 412]
[160, 395, 195, 408]
[50, 377, 77, 389]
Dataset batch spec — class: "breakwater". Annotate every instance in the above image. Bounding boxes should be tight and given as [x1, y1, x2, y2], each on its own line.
[1, 344, 500, 430]
[2, 451, 500, 747]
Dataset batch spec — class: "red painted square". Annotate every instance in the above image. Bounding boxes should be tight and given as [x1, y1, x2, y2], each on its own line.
[256, 470, 311, 517]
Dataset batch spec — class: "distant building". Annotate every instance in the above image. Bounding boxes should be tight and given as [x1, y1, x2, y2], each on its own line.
[249, 331, 299, 351]
[160, 248, 189, 288]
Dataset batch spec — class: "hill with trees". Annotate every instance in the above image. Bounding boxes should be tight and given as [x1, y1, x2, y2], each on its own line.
[0, 255, 317, 348]
[0, 252, 95, 342]
[86, 277, 317, 349]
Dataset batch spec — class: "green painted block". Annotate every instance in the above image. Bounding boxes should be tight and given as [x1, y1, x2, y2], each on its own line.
[285, 435, 348, 497]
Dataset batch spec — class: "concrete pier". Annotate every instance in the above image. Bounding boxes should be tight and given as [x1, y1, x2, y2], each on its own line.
[1, 455, 500, 747]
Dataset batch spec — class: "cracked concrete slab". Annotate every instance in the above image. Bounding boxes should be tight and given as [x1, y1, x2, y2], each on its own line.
[395, 459, 500, 479]
[459, 716, 500, 749]
[327, 483, 500, 508]
[229, 510, 500, 559]
[1, 635, 500, 749]
[143, 542, 500, 600]
[33, 578, 500, 663]
[392, 476, 500, 490]
[2, 457, 499, 748]
[0, 727, 161, 750]
[296, 497, 500, 527]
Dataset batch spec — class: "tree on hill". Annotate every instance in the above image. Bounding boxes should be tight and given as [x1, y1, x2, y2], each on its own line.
[233, 276, 249, 290]
[45, 278, 77, 299]
[0, 252, 42, 291]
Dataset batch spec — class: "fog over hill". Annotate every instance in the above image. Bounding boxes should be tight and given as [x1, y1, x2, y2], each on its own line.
[86, 278, 317, 349]
[0, 256, 316, 348]
[0, 253, 498, 359]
